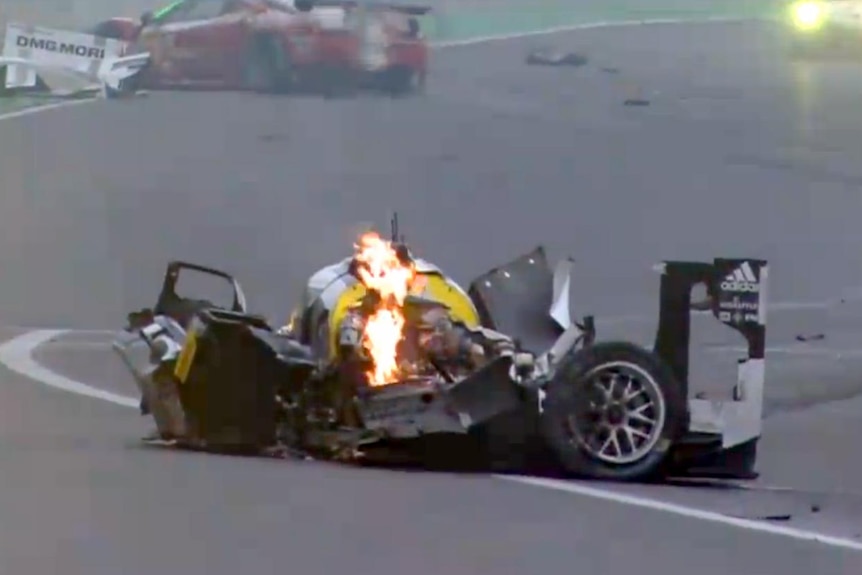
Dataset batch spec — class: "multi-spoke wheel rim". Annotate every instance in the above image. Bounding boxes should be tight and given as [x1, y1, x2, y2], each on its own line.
[565, 361, 666, 465]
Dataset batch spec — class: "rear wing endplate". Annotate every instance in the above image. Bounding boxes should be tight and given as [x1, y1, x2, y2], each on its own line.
[653, 258, 768, 448]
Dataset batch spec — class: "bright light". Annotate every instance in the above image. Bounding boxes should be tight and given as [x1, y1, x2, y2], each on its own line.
[792, 1, 825, 31]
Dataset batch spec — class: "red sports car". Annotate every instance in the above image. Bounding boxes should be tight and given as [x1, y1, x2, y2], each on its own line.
[89, 0, 429, 95]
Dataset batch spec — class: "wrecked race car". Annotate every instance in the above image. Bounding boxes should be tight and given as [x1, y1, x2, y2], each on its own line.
[113, 228, 768, 482]
[86, 0, 430, 96]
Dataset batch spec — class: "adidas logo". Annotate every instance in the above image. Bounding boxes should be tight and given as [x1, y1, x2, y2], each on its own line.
[721, 261, 759, 293]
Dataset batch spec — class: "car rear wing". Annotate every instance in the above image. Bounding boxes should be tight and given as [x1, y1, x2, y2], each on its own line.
[653, 258, 767, 449]
[312, 0, 431, 15]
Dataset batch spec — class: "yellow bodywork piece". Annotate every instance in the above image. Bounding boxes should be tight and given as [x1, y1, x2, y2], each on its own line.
[173, 330, 198, 384]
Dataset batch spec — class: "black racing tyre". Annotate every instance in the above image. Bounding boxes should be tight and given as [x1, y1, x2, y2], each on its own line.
[541, 341, 686, 482]
[242, 34, 293, 94]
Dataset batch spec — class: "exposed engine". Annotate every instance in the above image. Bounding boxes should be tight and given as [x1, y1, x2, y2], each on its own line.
[337, 294, 488, 385]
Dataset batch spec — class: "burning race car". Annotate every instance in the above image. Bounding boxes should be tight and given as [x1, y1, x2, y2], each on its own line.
[786, 0, 862, 57]
[114, 221, 769, 482]
[88, 0, 429, 95]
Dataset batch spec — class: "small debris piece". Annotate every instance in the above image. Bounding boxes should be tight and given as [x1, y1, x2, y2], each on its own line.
[795, 333, 826, 342]
[760, 514, 793, 521]
[525, 48, 589, 67]
[730, 513, 792, 522]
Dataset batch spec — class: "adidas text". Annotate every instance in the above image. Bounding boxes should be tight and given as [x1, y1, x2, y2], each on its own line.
[721, 280, 759, 293]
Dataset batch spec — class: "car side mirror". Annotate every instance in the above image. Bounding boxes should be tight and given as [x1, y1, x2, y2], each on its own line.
[295, 0, 314, 12]
[140, 10, 154, 26]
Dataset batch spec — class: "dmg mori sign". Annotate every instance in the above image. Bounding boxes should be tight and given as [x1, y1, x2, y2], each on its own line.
[2, 22, 126, 89]
[15, 35, 106, 59]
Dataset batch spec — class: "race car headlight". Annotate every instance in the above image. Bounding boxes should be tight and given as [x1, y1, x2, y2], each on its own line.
[791, 1, 826, 31]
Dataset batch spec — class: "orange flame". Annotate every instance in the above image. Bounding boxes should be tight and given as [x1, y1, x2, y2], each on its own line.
[353, 231, 416, 386]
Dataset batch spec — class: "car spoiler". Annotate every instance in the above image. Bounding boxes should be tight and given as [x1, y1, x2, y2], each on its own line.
[313, 0, 431, 15]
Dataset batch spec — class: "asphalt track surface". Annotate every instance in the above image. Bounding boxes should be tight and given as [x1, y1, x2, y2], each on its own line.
[2, 19, 862, 574]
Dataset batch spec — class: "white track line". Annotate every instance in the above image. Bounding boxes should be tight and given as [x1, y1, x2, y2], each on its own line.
[0, 98, 96, 122]
[0, 16, 752, 123]
[497, 476, 862, 552]
[707, 345, 862, 357]
[0, 325, 118, 335]
[0, 329, 138, 408]
[0, 327, 861, 553]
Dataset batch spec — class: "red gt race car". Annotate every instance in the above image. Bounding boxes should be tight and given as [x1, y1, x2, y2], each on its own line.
[89, 0, 430, 95]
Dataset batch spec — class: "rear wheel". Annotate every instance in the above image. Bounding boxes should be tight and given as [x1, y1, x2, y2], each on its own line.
[541, 341, 686, 481]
